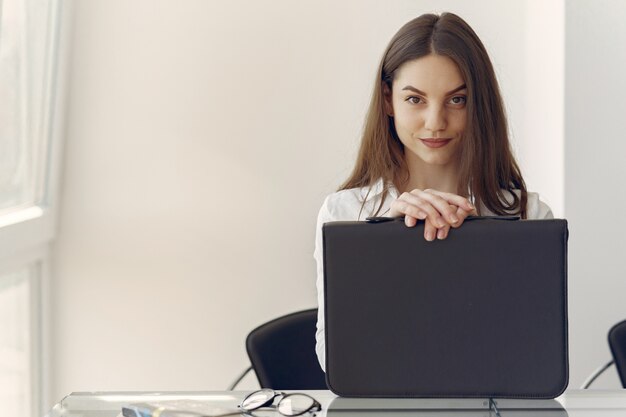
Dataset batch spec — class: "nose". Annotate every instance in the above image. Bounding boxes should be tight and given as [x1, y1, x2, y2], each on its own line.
[424, 105, 447, 133]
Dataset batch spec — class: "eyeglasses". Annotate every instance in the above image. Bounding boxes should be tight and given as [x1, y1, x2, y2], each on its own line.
[239, 389, 321, 417]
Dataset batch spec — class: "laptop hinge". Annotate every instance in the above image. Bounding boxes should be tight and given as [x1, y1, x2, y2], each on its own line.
[489, 398, 501, 417]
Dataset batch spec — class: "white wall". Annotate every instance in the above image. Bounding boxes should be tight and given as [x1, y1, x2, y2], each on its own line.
[50, 0, 564, 405]
[565, 0, 626, 389]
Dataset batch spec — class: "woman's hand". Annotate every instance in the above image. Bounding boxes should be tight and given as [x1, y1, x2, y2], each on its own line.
[388, 189, 477, 241]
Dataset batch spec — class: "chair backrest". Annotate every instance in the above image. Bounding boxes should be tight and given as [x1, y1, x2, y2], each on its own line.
[609, 320, 626, 388]
[246, 309, 327, 390]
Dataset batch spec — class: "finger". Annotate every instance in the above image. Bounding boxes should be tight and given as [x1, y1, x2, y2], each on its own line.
[410, 190, 459, 226]
[424, 219, 438, 242]
[458, 205, 478, 218]
[395, 192, 447, 227]
[414, 200, 446, 229]
[423, 189, 475, 213]
[423, 189, 475, 212]
[391, 196, 430, 222]
[405, 215, 418, 227]
[437, 224, 450, 240]
[389, 195, 418, 218]
[449, 205, 477, 228]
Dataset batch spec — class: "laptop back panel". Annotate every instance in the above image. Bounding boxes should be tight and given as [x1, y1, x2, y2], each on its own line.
[323, 218, 568, 398]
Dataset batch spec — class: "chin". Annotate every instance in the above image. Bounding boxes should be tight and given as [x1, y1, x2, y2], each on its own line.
[419, 154, 454, 166]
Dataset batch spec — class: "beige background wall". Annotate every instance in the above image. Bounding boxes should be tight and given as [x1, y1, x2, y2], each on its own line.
[51, 0, 567, 405]
[565, 0, 626, 391]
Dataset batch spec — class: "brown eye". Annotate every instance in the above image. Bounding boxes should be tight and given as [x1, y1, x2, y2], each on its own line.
[407, 96, 423, 104]
[449, 96, 467, 105]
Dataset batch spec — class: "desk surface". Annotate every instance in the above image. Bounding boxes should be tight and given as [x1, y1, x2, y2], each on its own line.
[45, 390, 626, 417]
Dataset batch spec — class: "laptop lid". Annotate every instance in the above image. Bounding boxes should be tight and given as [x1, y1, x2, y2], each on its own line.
[323, 217, 568, 398]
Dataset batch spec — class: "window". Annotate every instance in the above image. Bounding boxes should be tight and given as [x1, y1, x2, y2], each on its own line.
[0, 0, 65, 416]
[0, 266, 35, 417]
[0, 0, 56, 214]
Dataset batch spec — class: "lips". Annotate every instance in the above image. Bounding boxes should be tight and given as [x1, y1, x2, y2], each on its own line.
[420, 138, 453, 149]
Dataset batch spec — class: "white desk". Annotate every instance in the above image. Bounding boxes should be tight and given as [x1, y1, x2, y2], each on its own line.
[44, 390, 626, 417]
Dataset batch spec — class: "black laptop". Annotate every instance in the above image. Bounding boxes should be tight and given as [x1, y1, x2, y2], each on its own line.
[322, 217, 568, 398]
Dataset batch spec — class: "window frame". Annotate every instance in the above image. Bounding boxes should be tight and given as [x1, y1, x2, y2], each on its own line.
[0, 0, 72, 414]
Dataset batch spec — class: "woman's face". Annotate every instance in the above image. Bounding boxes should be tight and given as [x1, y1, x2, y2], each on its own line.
[385, 54, 467, 167]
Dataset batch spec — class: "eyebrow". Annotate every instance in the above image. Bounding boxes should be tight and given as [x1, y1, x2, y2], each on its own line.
[401, 84, 467, 96]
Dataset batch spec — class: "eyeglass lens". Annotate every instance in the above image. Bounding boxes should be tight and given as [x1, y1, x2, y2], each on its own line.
[241, 389, 276, 411]
[277, 394, 316, 416]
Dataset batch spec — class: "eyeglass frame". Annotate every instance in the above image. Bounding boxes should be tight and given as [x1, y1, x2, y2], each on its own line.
[239, 389, 321, 417]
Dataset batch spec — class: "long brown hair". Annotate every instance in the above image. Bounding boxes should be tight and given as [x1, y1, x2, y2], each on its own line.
[340, 12, 528, 218]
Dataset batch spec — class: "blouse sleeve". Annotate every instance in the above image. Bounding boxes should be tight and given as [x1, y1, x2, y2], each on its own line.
[526, 192, 554, 219]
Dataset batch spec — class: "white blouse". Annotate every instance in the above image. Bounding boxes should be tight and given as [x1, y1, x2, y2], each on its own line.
[314, 178, 553, 371]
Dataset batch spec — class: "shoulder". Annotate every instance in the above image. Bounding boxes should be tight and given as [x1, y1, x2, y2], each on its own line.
[317, 178, 391, 222]
[524, 191, 553, 219]
[503, 190, 553, 219]
[317, 187, 369, 223]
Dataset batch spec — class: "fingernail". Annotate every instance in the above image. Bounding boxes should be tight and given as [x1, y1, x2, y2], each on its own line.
[426, 232, 434, 241]
[437, 229, 446, 240]
[450, 215, 459, 224]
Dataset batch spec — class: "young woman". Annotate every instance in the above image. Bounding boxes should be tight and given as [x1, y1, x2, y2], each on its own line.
[314, 12, 553, 371]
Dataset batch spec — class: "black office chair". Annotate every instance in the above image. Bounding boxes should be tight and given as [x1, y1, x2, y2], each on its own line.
[229, 309, 327, 390]
[608, 319, 626, 387]
[582, 319, 626, 388]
